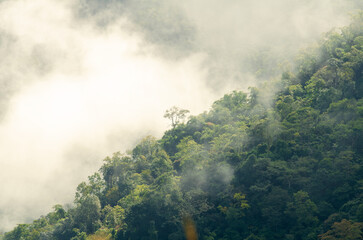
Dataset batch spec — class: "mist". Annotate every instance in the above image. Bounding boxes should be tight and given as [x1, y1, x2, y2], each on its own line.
[0, 0, 360, 232]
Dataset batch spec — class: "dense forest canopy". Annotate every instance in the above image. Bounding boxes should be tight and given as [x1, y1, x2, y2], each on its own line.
[2, 9, 363, 240]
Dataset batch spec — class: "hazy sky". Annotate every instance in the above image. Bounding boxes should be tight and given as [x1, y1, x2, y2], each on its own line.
[0, 0, 360, 232]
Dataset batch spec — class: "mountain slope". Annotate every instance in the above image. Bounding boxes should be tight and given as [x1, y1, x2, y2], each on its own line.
[2, 12, 363, 240]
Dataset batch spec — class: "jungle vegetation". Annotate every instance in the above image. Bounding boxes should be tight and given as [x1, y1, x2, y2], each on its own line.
[2, 12, 363, 240]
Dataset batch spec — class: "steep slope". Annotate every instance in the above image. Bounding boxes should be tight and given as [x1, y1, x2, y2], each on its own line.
[2, 12, 363, 240]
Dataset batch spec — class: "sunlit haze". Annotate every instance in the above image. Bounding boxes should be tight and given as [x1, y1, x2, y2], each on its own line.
[0, 0, 359, 232]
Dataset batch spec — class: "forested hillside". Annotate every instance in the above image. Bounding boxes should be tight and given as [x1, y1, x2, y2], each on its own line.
[2, 12, 363, 240]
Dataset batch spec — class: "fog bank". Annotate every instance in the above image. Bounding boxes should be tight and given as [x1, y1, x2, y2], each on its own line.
[0, 0, 360, 232]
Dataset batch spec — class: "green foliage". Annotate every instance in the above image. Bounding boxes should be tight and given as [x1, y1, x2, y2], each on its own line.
[164, 106, 190, 128]
[101, 205, 125, 229]
[4, 13, 363, 240]
[74, 194, 102, 234]
[319, 219, 363, 240]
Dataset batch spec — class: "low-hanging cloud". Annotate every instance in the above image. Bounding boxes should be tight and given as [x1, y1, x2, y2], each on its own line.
[0, 0, 214, 231]
[0, 0, 361, 232]
[173, 0, 361, 88]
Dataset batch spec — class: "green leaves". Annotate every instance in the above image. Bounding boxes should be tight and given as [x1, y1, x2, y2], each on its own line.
[319, 219, 363, 240]
[74, 195, 101, 234]
[164, 106, 190, 128]
[175, 137, 206, 173]
[4, 12, 363, 240]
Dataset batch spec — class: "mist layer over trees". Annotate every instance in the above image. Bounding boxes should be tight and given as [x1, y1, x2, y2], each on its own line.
[2, 0, 362, 232]
[2, 11, 363, 240]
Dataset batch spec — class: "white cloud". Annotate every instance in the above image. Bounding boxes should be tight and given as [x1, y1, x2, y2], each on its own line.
[0, 0, 358, 232]
[0, 0, 215, 231]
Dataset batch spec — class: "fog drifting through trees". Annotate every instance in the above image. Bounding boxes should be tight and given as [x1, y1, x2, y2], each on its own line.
[0, 0, 360, 232]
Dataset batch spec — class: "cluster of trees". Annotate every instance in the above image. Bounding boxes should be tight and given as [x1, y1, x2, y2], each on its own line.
[2, 12, 363, 240]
